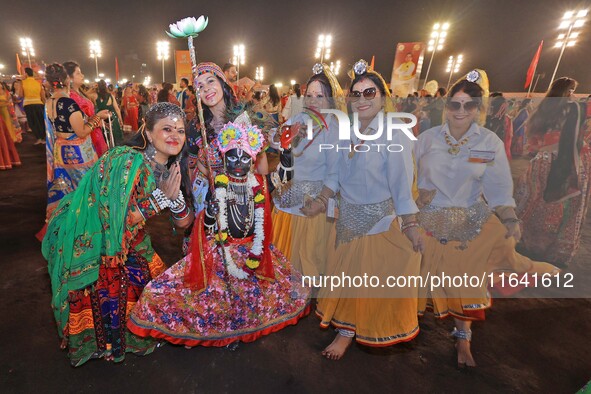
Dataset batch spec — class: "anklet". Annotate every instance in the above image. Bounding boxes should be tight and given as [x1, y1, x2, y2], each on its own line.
[451, 327, 472, 341]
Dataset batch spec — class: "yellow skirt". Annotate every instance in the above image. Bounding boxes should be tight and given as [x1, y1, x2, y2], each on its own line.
[418, 215, 557, 320]
[271, 208, 333, 277]
[316, 222, 421, 347]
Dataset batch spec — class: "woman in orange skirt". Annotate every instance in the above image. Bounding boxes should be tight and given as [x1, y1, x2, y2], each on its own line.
[316, 60, 423, 360]
[415, 70, 558, 367]
[271, 62, 344, 278]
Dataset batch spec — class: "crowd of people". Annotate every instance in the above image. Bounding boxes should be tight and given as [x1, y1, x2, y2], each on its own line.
[1, 53, 589, 371]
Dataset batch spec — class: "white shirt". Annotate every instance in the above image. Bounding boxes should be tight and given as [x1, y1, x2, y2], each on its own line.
[331, 112, 418, 235]
[274, 112, 340, 216]
[414, 122, 515, 209]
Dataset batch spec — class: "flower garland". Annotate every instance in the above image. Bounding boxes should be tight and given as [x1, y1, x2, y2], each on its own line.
[213, 172, 266, 279]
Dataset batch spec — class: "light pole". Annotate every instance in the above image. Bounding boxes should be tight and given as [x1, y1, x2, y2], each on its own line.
[329, 60, 341, 75]
[422, 22, 449, 89]
[20, 38, 35, 67]
[232, 44, 245, 81]
[315, 34, 332, 63]
[157, 41, 170, 83]
[445, 54, 463, 90]
[255, 66, 264, 82]
[89, 40, 102, 79]
[548, 9, 587, 89]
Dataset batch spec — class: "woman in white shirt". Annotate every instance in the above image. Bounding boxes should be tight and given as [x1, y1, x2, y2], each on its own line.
[414, 70, 558, 367]
[316, 60, 423, 360]
[272, 63, 344, 278]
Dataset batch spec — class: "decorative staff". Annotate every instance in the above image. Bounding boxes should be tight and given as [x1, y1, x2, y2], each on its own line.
[166, 16, 211, 184]
[166, 16, 233, 271]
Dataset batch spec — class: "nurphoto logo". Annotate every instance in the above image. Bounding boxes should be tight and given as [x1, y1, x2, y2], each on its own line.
[303, 110, 418, 153]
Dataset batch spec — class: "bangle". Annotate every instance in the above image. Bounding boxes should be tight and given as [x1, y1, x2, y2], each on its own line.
[401, 222, 420, 233]
[151, 188, 171, 210]
[172, 206, 191, 221]
[84, 114, 101, 129]
[169, 193, 187, 213]
[401, 220, 418, 228]
[316, 194, 329, 204]
[313, 197, 327, 211]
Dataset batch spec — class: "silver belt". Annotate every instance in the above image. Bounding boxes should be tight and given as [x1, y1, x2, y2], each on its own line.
[336, 197, 394, 246]
[418, 201, 492, 249]
[273, 180, 323, 208]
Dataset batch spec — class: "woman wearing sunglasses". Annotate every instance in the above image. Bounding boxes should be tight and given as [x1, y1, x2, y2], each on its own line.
[316, 60, 422, 360]
[414, 70, 558, 368]
[271, 63, 344, 279]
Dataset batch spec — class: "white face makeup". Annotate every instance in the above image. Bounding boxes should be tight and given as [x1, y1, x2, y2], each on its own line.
[225, 148, 252, 177]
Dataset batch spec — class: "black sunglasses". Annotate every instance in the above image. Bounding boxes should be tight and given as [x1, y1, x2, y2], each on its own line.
[348, 87, 377, 102]
[445, 100, 480, 112]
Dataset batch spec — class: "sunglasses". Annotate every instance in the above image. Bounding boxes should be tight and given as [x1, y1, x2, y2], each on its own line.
[348, 87, 377, 102]
[445, 100, 480, 112]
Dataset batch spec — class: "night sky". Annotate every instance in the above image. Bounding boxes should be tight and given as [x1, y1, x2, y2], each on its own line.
[1, 0, 589, 92]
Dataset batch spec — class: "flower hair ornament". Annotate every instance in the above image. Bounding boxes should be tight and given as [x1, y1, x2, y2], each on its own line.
[348, 59, 395, 112]
[217, 112, 265, 159]
[311, 63, 347, 113]
[448, 68, 490, 125]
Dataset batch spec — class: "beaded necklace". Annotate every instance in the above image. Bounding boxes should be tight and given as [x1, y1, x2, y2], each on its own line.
[444, 132, 469, 155]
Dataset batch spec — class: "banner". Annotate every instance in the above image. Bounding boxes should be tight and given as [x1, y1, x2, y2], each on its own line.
[16, 53, 23, 75]
[525, 40, 543, 89]
[175, 50, 192, 86]
[390, 42, 425, 97]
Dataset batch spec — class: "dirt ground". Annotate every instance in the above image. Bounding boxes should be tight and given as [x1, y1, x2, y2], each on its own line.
[1, 133, 590, 393]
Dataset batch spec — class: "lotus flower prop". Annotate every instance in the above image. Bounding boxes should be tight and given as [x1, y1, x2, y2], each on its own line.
[166, 16, 208, 81]
[166, 16, 208, 38]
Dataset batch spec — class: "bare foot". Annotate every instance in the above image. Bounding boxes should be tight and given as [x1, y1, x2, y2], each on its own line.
[321, 333, 353, 360]
[455, 340, 476, 367]
[59, 338, 67, 350]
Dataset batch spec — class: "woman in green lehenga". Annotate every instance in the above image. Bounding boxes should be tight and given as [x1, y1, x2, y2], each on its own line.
[42, 102, 193, 366]
[95, 79, 124, 145]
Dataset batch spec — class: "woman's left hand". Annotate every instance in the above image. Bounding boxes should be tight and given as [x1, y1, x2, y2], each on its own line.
[403, 226, 424, 253]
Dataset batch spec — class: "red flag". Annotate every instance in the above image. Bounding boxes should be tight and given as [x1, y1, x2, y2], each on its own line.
[16, 53, 23, 75]
[524, 41, 543, 89]
[115, 57, 119, 82]
[370, 55, 375, 70]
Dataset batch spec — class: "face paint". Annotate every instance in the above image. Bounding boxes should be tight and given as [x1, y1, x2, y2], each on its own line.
[225, 148, 252, 178]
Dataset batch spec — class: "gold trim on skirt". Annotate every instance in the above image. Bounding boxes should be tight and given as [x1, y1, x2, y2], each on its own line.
[316, 222, 421, 347]
[418, 215, 558, 320]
